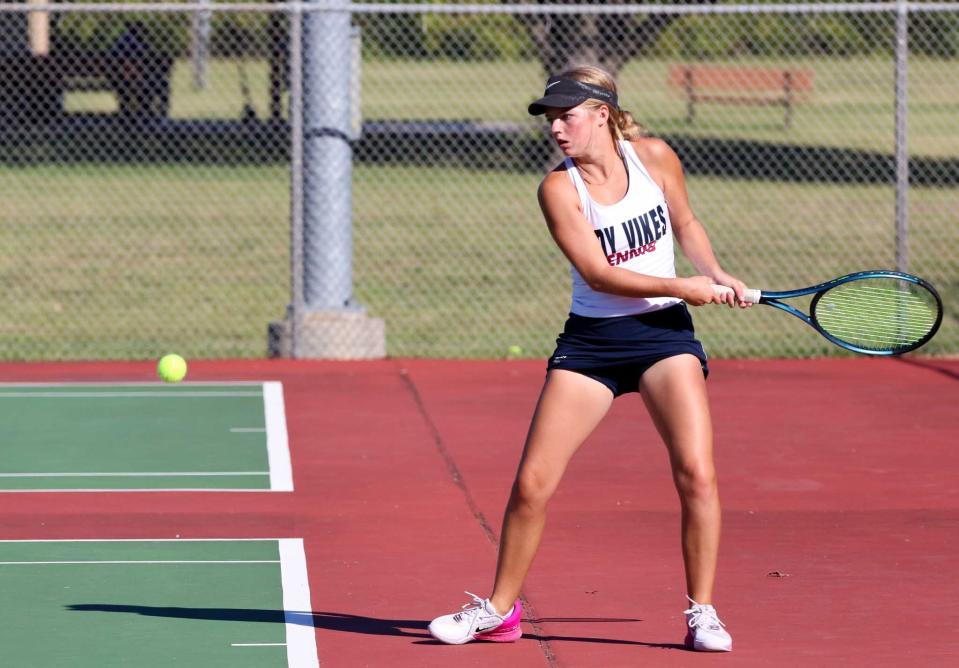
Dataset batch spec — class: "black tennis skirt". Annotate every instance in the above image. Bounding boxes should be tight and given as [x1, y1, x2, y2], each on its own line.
[546, 302, 708, 396]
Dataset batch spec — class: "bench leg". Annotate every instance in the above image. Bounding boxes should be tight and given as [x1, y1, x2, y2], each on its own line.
[783, 71, 794, 129]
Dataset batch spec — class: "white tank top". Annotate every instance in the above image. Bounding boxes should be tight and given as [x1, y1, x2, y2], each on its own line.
[565, 140, 681, 317]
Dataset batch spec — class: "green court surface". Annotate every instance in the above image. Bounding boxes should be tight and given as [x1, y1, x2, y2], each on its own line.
[0, 539, 316, 667]
[0, 382, 292, 491]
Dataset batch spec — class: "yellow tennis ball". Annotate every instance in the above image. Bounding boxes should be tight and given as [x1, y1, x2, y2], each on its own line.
[507, 344, 523, 358]
[157, 354, 187, 383]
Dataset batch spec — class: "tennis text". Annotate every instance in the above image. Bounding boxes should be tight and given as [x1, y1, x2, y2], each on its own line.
[594, 204, 669, 266]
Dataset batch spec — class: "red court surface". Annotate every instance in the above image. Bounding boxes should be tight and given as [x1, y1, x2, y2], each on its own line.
[1, 357, 957, 667]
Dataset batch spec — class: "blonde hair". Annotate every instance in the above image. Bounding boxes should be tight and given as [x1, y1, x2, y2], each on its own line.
[560, 65, 644, 141]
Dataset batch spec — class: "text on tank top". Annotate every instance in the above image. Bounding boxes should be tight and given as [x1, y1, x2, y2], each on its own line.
[564, 140, 681, 317]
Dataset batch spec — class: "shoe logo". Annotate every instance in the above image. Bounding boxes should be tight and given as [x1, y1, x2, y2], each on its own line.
[475, 622, 498, 633]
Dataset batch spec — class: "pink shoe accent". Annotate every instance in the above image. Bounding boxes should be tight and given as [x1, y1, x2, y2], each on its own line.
[475, 599, 523, 642]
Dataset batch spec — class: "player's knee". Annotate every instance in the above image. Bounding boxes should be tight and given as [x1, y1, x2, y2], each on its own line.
[674, 463, 717, 503]
[511, 467, 556, 513]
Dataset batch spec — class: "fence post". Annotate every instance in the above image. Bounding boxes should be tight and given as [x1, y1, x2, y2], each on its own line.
[288, 4, 305, 359]
[270, 0, 384, 359]
[302, 0, 353, 312]
[894, 0, 909, 273]
[190, 0, 211, 90]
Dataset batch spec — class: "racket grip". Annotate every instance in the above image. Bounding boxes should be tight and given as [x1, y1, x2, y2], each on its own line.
[712, 284, 761, 304]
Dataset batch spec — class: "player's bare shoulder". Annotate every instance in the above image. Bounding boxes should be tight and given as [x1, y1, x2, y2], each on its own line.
[629, 136, 683, 187]
[538, 161, 579, 209]
[629, 136, 679, 168]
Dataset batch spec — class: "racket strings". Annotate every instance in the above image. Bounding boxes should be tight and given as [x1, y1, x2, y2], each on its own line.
[813, 280, 939, 352]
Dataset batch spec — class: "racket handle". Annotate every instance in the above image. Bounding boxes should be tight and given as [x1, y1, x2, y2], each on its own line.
[712, 284, 761, 304]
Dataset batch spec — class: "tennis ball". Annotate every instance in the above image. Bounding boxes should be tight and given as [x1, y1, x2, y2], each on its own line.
[157, 354, 187, 383]
[507, 344, 523, 359]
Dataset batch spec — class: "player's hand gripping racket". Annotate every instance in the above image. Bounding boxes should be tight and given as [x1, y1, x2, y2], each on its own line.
[712, 270, 943, 355]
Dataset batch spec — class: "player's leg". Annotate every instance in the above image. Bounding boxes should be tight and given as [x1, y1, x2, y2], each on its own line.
[429, 369, 614, 644]
[638, 353, 731, 651]
[489, 369, 615, 612]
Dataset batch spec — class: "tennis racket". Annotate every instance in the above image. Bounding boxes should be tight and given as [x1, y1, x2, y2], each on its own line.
[712, 270, 943, 355]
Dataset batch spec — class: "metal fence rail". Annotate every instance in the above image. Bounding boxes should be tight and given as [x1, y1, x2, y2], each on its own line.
[1, 2, 955, 360]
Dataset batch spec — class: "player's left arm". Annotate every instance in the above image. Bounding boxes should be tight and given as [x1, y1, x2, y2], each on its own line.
[635, 138, 749, 307]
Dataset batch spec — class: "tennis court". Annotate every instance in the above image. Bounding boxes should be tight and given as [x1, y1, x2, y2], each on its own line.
[0, 539, 316, 668]
[0, 382, 290, 491]
[1, 357, 956, 667]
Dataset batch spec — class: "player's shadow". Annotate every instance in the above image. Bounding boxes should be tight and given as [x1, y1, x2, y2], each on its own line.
[66, 604, 685, 649]
[67, 604, 424, 638]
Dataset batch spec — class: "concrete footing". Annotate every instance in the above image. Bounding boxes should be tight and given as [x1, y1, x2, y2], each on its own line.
[268, 308, 386, 359]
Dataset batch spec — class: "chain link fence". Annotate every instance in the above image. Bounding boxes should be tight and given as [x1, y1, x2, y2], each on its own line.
[1, 2, 956, 360]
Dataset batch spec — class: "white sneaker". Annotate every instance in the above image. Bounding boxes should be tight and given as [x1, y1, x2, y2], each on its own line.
[684, 596, 732, 652]
[428, 592, 522, 644]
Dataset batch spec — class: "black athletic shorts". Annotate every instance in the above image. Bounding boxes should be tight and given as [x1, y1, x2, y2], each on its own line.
[546, 302, 709, 397]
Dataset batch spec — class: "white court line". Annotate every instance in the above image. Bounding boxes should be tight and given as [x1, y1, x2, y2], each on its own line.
[0, 472, 268, 478]
[0, 392, 260, 398]
[0, 382, 267, 387]
[232, 643, 287, 647]
[0, 560, 280, 565]
[0, 538, 290, 543]
[264, 382, 294, 492]
[1, 488, 279, 493]
[279, 539, 320, 668]
[0, 381, 288, 493]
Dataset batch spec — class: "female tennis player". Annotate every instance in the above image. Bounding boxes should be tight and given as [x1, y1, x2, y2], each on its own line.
[428, 66, 748, 653]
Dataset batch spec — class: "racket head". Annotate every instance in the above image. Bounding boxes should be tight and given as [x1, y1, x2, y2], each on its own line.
[809, 272, 943, 355]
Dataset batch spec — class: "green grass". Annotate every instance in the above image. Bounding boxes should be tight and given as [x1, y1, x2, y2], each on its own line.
[363, 55, 959, 157]
[353, 167, 958, 359]
[64, 55, 959, 157]
[3, 161, 954, 360]
[0, 164, 290, 360]
[10, 54, 958, 359]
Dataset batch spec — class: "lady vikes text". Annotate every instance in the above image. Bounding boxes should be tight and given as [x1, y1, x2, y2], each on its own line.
[594, 204, 670, 266]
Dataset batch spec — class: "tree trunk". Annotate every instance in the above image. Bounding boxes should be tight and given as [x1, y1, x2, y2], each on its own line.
[268, 0, 287, 120]
[510, 0, 718, 79]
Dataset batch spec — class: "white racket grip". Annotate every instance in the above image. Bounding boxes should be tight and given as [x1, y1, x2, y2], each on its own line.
[712, 284, 761, 304]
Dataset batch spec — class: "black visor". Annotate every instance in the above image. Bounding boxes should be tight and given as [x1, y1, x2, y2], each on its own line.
[528, 76, 619, 115]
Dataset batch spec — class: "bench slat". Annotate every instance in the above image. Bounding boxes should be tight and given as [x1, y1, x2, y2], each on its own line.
[667, 63, 815, 128]
[669, 64, 814, 92]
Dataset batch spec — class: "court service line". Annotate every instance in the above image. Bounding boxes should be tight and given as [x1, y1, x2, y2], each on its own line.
[263, 382, 294, 492]
[0, 538, 291, 543]
[0, 560, 281, 565]
[1, 488, 278, 493]
[0, 538, 294, 544]
[0, 472, 269, 478]
[0, 392, 261, 398]
[232, 643, 287, 647]
[279, 538, 320, 668]
[0, 382, 267, 387]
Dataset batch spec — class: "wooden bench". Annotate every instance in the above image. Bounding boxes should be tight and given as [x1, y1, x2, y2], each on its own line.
[52, 49, 174, 118]
[0, 50, 173, 126]
[668, 64, 814, 129]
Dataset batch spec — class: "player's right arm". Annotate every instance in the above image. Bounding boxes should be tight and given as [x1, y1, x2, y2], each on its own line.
[537, 170, 717, 305]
